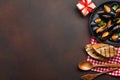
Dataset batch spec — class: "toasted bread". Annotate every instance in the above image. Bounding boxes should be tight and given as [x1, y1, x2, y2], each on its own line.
[85, 44, 108, 61]
[92, 43, 117, 58]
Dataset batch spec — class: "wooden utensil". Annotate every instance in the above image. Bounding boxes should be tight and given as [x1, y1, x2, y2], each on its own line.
[81, 68, 118, 80]
[78, 61, 120, 71]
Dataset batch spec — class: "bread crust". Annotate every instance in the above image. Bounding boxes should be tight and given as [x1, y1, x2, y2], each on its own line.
[85, 43, 117, 61]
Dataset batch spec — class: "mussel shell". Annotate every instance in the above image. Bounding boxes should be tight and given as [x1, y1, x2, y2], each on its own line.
[99, 14, 111, 21]
[110, 36, 120, 42]
[101, 31, 109, 40]
[96, 26, 105, 33]
[95, 18, 101, 23]
[93, 14, 99, 20]
[93, 26, 99, 31]
[106, 23, 117, 32]
[104, 5, 111, 13]
[90, 22, 97, 27]
[117, 37, 120, 41]
[97, 10, 105, 15]
[102, 14, 111, 18]
[111, 25, 120, 33]
[116, 19, 120, 24]
[109, 11, 116, 16]
[111, 34, 118, 41]
[107, 20, 112, 28]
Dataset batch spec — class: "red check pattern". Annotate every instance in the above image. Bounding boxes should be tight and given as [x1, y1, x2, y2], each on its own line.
[87, 37, 120, 76]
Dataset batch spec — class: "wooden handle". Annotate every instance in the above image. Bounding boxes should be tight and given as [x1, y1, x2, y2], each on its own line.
[97, 68, 118, 76]
[94, 64, 120, 68]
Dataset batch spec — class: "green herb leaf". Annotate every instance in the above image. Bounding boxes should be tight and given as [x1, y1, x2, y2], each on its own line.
[99, 21, 105, 26]
[113, 18, 120, 21]
[112, 5, 118, 10]
[118, 33, 120, 37]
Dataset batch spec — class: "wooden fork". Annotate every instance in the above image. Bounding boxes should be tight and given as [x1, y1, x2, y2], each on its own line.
[81, 68, 118, 80]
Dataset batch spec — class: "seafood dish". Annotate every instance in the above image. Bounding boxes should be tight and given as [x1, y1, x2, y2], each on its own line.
[90, 1, 120, 46]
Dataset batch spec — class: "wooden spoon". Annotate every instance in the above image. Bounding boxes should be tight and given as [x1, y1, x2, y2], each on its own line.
[81, 68, 118, 80]
[78, 61, 120, 71]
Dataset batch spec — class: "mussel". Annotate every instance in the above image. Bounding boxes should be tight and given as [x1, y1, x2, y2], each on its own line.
[91, 3, 120, 43]
[113, 18, 120, 24]
[101, 31, 109, 40]
[111, 32, 120, 41]
[95, 18, 101, 23]
[107, 20, 112, 28]
[96, 27, 104, 33]
[117, 19, 120, 24]
[111, 34, 119, 41]
[96, 24, 106, 33]
[101, 25, 120, 40]
[104, 5, 111, 13]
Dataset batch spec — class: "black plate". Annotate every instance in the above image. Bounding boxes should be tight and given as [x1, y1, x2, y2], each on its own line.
[89, 1, 120, 46]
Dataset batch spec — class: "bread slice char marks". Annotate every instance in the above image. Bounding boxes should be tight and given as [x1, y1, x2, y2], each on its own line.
[85, 44, 108, 61]
[105, 47, 109, 58]
[94, 45, 108, 57]
[109, 45, 117, 57]
[92, 43, 117, 58]
[85, 43, 118, 61]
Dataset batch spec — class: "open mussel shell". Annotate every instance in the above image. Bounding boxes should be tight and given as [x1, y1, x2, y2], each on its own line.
[101, 31, 109, 40]
[94, 18, 101, 23]
[101, 25, 120, 40]
[113, 18, 120, 24]
[104, 5, 111, 13]
[104, 4, 116, 16]
[117, 19, 120, 24]
[111, 34, 119, 41]
[96, 27, 105, 34]
[107, 20, 112, 28]
[110, 33, 120, 42]
[95, 23, 107, 33]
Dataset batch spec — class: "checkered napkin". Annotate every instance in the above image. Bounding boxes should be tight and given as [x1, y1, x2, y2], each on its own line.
[87, 37, 120, 76]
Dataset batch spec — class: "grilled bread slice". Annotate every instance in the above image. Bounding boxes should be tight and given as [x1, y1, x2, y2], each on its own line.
[85, 44, 108, 61]
[92, 43, 117, 58]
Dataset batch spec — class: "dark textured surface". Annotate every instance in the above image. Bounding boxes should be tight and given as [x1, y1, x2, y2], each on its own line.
[0, 0, 119, 80]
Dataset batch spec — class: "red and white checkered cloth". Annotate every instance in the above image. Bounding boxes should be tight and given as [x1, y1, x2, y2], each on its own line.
[87, 37, 120, 76]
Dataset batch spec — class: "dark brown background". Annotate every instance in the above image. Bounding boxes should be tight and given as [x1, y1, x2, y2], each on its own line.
[0, 0, 120, 80]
